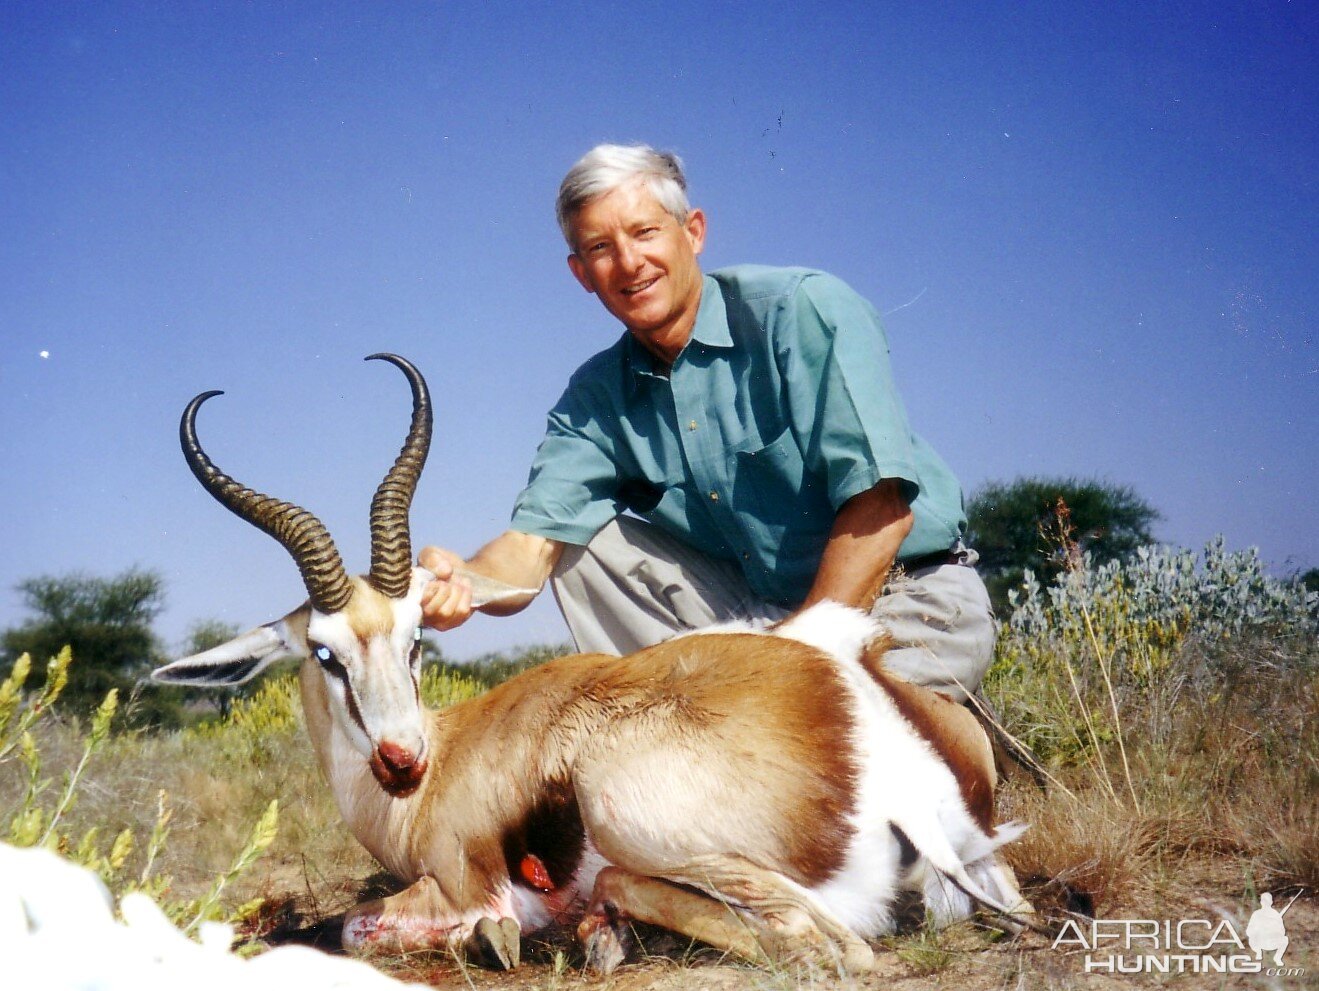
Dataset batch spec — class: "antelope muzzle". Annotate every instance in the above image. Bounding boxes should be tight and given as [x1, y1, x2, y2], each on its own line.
[369, 740, 429, 798]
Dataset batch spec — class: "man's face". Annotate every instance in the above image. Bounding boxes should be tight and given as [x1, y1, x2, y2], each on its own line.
[566, 178, 706, 363]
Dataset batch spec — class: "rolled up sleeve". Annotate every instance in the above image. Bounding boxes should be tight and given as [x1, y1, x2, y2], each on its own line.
[780, 273, 921, 510]
[510, 387, 624, 545]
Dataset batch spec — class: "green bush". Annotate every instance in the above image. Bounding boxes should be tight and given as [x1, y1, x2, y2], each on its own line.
[967, 476, 1161, 612]
[990, 536, 1317, 778]
[1006, 536, 1317, 646]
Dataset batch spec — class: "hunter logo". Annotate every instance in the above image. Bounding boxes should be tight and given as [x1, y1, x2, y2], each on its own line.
[1247, 892, 1291, 965]
[1053, 890, 1305, 978]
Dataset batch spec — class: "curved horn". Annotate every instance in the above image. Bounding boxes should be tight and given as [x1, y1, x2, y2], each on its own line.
[364, 354, 432, 598]
[180, 391, 354, 614]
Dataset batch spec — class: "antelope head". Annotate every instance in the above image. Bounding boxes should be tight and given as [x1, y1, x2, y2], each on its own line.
[154, 354, 454, 798]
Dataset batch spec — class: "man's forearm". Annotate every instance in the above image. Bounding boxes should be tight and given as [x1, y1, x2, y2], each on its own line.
[419, 530, 563, 628]
[462, 530, 564, 616]
[801, 479, 914, 612]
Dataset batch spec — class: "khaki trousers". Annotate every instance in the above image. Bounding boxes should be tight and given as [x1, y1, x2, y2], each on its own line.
[550, 516, 996, 702]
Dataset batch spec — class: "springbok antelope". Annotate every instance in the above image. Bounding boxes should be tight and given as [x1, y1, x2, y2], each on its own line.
[153, 354, 1028, 973]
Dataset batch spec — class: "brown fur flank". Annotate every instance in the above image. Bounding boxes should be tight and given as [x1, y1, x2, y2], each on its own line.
[592, 633, 862, 886]
[353, 633, 863, 912]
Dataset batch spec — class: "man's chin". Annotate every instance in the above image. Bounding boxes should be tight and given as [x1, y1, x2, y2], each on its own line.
[611, 305, 668, 337]
[610, 293, 664, 323]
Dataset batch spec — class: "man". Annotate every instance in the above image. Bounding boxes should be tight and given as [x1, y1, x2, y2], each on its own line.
[419, 144, 995, 701]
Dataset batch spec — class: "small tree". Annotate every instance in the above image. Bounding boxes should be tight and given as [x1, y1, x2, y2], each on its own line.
[966, 477, 1161, 613]
[183, 619, 242, 655]
[179, 619, 244, 718]
[2, 568, 173, 724]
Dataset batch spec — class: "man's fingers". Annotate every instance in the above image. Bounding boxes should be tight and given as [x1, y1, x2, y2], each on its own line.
[418, 545, 459, 579]
[417, 544, 472, 630]
[420, 574, 474, 631]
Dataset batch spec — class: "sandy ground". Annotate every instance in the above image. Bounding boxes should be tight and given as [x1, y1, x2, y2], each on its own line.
[378, 905, 1317, 991]
[251, 860, 1316, 991]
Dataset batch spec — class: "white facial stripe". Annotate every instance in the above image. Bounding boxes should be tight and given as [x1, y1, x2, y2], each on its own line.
[306, 592, 428, 759]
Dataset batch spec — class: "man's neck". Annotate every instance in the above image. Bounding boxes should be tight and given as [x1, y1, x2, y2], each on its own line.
[632, 336, 677, 375]
[628, 283, 703, 370]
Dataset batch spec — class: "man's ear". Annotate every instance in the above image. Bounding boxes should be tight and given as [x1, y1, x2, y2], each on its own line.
[684, 207, 707, 255]
[567, 252, 596, 294]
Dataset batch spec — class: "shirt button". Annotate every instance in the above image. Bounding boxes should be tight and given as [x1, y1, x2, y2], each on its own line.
[688, 420, 698, 431]
[709, 491, 719, 502]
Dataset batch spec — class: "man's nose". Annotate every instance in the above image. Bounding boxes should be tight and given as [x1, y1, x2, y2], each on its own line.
[617, 239, 644, 273]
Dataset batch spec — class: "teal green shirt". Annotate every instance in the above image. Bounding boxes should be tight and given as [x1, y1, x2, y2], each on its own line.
[511, 266, 968, 608]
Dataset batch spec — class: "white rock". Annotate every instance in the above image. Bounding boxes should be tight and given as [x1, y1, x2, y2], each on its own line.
[0, 843, 423, 990]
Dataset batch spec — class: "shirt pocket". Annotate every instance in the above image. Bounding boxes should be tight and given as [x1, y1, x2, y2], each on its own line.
[731, 429, 828, 532]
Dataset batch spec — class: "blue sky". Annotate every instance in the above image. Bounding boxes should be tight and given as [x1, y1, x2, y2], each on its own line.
[2, 2, 1315, 661]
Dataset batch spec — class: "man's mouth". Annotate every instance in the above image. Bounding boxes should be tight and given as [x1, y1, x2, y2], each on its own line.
[620, 276, 660, 297]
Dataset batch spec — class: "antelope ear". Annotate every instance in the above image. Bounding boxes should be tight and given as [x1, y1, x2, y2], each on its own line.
[152, 607, 308, 687]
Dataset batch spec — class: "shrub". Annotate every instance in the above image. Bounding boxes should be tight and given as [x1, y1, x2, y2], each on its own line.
[967, 477, 1161, 612]
[0, 648, 280, 933]
[988, 534, 1318, 909]
[1007, 536, 1318, 646]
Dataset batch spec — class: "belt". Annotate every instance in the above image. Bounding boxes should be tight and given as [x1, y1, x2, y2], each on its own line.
[898, 547, 964, 572]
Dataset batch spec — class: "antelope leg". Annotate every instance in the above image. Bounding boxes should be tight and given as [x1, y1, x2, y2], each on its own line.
[578, 866, 769, 972]
[343, 875, 521, 969]
[665, 855, 875, 975]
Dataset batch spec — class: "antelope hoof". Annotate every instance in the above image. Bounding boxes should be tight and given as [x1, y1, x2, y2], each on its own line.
[774, 938, 874, 978]
[839, 938, 876, 975]
[466, 916, 521, 970]
[762, 917, 874, 977]
[578, 902, 634, 974]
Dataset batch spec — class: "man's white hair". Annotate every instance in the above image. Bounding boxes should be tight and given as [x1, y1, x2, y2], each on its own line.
[556, 144, 690, 247]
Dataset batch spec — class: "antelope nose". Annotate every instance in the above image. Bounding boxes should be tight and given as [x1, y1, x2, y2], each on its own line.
[376, 741, 419, 775]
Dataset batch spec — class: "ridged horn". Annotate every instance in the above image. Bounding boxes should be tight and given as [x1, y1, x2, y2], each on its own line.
[364, 354, 432, 599]
[180, 391, 354, 614]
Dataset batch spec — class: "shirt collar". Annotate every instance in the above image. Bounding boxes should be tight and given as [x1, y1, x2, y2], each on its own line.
[624, 275, 730, 392]
[688, 275, 733, 349]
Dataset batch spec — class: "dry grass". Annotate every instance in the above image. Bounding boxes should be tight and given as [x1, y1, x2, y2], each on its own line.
[0, 671, 373, 907]
[987, 630, 1317, 928]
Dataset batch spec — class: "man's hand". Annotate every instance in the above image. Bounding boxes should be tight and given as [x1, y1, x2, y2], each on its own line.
[418, 546, 475, 631]
[416, 531, 564, 632]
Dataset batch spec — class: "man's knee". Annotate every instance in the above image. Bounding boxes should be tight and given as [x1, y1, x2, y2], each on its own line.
[871, 564, 996, 699]
[551, 517, 751, 655]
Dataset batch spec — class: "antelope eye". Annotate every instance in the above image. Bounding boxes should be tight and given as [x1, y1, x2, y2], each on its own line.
[314, 645, 334, 665]
[414, 627, 422, 642]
